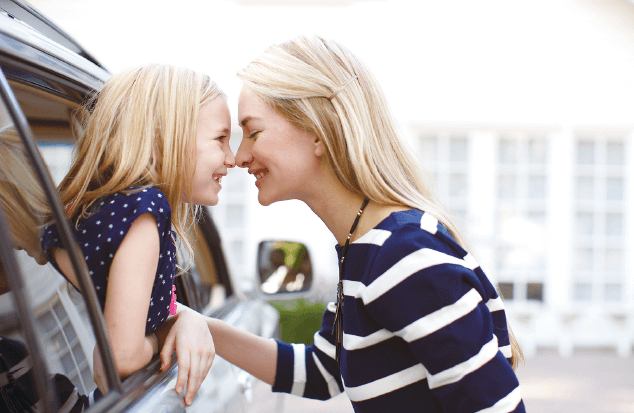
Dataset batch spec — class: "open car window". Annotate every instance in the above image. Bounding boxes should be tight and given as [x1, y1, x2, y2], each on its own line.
[0, 73, 101, 412]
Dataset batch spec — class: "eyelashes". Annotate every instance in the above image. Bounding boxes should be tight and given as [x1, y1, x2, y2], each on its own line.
[247, 131, 260, 139]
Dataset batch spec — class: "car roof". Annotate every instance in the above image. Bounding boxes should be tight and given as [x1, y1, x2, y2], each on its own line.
[0, 0, 110, 91]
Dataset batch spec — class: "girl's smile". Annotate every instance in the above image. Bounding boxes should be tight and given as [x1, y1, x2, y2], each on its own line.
[191, 97, 235, 206]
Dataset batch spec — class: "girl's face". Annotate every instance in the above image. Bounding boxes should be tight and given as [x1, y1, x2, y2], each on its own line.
[236, 87, 322, 206]
[190, 97, 234, 206]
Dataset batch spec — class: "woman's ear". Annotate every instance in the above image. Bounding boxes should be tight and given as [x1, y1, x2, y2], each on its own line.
[314, 138, 325, 158]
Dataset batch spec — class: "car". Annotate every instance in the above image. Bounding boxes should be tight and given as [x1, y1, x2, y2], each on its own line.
[0, 1, 313, 412]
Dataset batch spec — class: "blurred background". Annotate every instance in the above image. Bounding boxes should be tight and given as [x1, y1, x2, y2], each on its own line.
[25, 0, 634, 411]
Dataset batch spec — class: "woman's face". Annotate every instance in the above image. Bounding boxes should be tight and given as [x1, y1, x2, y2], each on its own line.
[190, 97, 234, 206]
[236, 87, 322, 206]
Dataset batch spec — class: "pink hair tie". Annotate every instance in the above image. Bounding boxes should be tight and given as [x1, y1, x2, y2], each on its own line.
[169, 284, 177, 315]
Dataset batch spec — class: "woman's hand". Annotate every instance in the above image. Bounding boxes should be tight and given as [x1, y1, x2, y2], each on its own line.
[159, 309, 215, 406]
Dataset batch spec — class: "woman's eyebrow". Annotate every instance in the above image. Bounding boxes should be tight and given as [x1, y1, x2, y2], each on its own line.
[240, 116, 260, 128]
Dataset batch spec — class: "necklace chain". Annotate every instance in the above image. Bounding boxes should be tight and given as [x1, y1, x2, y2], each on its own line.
[332, 197, 370, 364]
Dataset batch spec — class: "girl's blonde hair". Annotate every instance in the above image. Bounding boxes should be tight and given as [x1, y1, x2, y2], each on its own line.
[238, 35, 523, 369]
[0, 126, 49, 265]
[60, 64, 225, 269]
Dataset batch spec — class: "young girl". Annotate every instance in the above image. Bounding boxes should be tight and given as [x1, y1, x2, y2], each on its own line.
[40, 64, 234, 406]
[164, 36, 525, 412]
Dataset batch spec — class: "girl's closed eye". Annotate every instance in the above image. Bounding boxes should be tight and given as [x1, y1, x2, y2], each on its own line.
[247, 131, 260, 139]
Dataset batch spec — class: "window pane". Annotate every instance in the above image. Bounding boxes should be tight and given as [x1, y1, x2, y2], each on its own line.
[573, 283, 592, 301]
[604, 284, 622, 301]
[526, 283, 543, 301]
[576, 140, 594, 165]
[498, 174, 516, 199]
[604, 248, 623, 272]
[576, 212, 593, 236]
[605, 213, 623, 236]
[449, 137, 468, 162]
[498, 282, 514, 299]
[448, 173, 467, 198]
[574, 248, 593, 270]
[606, 177, 623, 200]
[0, 128, 98, 404]
[606, 142, 624, 166]
[527, 210, 546, 226]
[498, 138, 516, 164]
[576, 176, 594, 200]
[528, 139, 547, 164]
[528, 175, 547, 199]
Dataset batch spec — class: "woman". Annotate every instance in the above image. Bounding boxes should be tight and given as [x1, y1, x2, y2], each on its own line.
[163, 36, 525, 412]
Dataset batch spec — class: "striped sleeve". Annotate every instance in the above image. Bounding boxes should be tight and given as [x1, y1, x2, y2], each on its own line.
[362, 222, 524, 413]
[272, 302, 344, 400]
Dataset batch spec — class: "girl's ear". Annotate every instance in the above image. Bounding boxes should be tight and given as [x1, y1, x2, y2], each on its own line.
[314, 138, 325, 158]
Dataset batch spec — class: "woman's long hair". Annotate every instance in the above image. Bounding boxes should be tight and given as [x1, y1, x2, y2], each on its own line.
[238, 35, 523, 369]
[59, 64, 225, 269]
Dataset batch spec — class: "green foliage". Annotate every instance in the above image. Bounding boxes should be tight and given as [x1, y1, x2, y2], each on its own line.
[269, 298, 327, 345]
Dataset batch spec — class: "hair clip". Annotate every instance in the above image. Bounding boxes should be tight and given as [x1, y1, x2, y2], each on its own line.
[328, 75, 358, 100]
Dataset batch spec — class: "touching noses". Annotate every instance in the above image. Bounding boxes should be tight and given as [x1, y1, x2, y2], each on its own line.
[224, 144, 236, 168]
[235, 139, 253, 168]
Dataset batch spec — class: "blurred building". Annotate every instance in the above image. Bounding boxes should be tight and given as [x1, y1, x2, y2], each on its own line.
[410, 125, 633, 357]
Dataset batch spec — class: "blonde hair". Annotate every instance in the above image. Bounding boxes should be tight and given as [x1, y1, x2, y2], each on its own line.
[238, 35, 523, 369]
[0, 126, 49, 264]
[59, 64, 225, 269]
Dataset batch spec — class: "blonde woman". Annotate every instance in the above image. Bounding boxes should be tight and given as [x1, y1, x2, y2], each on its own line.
[40, 65, 234, 406]
[163, 36, 525, 412]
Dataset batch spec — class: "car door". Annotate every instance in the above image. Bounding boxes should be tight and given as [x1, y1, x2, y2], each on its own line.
[0, 13, 191, 411]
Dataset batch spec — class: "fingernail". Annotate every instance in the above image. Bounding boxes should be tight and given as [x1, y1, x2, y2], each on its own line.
[176, 387, 182, 394]
[186, 398, 192, 406]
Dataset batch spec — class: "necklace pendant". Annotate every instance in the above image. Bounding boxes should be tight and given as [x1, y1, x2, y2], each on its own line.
[331, 197, 370, 365]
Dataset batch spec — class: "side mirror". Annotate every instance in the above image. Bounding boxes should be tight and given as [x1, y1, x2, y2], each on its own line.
[257, 241, 312, 295]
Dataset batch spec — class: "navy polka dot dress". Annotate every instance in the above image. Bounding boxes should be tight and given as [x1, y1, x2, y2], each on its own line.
[41, 187, 176, 335]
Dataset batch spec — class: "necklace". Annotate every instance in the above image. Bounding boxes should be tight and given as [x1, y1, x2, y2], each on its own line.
[332, 197, 370, 364]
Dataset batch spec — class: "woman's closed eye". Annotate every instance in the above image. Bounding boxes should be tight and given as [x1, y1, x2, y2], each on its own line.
[247, 131, 260, 140]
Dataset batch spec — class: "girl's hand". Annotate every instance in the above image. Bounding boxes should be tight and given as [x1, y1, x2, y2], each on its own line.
[159, 309, 215, 406]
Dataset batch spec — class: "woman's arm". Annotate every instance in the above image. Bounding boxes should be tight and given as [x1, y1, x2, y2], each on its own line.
[160, 316, 277, 386]
[154, 303, 215, 406]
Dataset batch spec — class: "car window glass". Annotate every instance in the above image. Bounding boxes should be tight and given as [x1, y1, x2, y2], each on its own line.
[0, 79, 109, 410]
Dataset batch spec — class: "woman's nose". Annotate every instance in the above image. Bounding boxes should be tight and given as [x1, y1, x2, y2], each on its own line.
[235, 139, 253, 168]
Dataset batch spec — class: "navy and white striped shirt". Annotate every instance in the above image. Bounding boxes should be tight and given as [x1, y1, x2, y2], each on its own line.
[273, 209, 525, 413]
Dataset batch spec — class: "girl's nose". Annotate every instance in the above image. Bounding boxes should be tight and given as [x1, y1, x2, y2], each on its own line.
[225, 147, 236, 168]
[235, 139, 253, 168]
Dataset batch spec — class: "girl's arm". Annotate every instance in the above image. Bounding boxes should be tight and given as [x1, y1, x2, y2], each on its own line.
[102, 212, 161, 376]
[56, 214, 159, 390]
